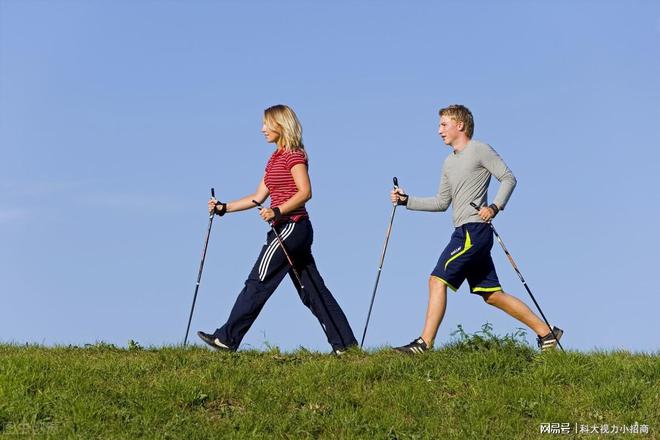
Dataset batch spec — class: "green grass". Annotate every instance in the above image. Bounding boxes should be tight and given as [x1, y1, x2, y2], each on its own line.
[1, 327, 657, 439]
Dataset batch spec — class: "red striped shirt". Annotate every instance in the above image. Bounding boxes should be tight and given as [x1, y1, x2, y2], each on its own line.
[264, 149, 309, 223]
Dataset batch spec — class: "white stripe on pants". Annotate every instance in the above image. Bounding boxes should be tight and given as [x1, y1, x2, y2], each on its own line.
[258, 222, 296, 281]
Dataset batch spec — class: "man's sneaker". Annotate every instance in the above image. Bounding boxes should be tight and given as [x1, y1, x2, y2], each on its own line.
[333, 348, 346, 356]
[197, 331, 233, 351]
[537, 326, 564, 351]
[394, 337, 429, 354]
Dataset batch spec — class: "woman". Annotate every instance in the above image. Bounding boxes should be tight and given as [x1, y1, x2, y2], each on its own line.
[197, 105, 357, 354]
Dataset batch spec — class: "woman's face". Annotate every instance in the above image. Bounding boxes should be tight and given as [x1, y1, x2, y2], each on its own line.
[261, 120, 281, 144]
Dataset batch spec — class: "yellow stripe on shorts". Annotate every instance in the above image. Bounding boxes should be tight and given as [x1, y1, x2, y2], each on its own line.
[444, 230, 472, 270]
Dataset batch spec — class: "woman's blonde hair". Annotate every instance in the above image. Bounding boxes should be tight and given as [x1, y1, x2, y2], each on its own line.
[263, 105, 305, 154]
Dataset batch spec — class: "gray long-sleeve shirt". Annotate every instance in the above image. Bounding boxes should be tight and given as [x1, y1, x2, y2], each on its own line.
[406, 140, 517, 227]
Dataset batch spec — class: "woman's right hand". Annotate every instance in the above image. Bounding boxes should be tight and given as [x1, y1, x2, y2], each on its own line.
[390, 188, 408, 206]
[208, 197, 218, 214]
[208, 198, 227, 215]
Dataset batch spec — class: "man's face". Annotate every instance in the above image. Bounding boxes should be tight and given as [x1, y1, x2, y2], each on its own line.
[438, 115, 463, 146]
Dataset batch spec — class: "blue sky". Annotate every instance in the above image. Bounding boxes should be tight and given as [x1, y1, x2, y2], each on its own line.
[1, 1, 659, 353]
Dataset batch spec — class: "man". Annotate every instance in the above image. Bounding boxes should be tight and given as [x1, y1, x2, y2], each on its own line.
[391, 104, 562, 353]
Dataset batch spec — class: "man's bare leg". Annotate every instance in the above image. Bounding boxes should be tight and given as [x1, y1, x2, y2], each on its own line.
[420, 277, 448, 347]
[482, 290, 550, 336]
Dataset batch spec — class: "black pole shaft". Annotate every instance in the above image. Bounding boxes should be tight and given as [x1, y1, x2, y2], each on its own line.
[184, 188, 216, 346]
[488, 224, 564, 351]
[270, 223, 305, 289]
[250, 200, 334, 342]
[360, 177, 399, 348]
[469, 202, 563, 351]
[360, 204, 397, 348]
[251, 200, 304, 288]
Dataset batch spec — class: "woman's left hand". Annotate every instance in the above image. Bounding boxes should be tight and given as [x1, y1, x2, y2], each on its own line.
[259, 207, 275, 222]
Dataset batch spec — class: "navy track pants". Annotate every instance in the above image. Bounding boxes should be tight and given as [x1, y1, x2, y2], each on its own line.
[213, 218, 357, 350]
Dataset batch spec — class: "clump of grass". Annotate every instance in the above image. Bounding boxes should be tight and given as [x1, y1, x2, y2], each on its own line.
[445, 322, 533, 352]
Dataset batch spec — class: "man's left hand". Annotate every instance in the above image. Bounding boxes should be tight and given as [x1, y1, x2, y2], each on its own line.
[478, 206, 497, 222]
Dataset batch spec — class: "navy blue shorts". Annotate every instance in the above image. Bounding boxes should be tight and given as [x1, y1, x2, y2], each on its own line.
[431, 222, 502, 294]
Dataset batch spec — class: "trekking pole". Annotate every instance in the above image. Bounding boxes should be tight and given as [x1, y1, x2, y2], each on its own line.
[360, 177, 400, 348]
[251, 201, 336, 343]
[470, 202, 564, 351]
[251, 200, 305, 289]
[183, 188, 216, 346]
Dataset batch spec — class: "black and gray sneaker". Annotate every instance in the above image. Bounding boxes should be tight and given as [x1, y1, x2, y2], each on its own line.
[197, 331, 234, 351]
[394, 337, 429, 354]
[537, 326, 564, 351]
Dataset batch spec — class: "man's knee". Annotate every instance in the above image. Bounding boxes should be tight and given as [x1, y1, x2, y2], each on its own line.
[482, 291, 503, 305]
[429, 276, 448, 291]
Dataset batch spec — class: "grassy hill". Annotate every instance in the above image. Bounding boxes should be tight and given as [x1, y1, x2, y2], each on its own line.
[1, 327, 657, 439]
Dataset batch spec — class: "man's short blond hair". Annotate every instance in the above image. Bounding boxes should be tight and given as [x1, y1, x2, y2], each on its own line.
[439, 105, 474, 139]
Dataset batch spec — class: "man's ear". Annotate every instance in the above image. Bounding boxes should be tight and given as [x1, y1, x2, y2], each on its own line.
[456, 120, 465, 132]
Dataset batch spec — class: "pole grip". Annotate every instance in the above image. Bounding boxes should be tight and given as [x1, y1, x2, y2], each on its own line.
[393, 177, 399, 189]
[251, 199, 262, 208]
[211, 188, 215, 198]
[470, 202, 480, 211]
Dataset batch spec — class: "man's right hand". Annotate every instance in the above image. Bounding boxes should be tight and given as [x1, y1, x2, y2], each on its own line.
[390, 188, 408, 206]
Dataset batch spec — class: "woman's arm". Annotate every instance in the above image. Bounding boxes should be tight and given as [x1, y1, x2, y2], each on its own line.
[277, 164, 311, 214]
[226, 176, 270, 213]
[208, 176, 269, 214]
